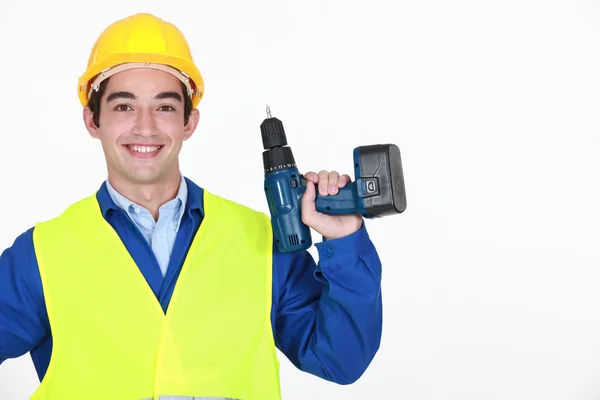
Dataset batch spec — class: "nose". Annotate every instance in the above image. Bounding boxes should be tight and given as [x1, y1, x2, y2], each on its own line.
[134, 107, 158, 137]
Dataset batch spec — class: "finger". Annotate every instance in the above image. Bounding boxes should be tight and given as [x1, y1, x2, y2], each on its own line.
[318, 170, 329, 196]
[328, 171, 340, 194]
[303, 171, 319, 183]
[337, 174, 352, 188]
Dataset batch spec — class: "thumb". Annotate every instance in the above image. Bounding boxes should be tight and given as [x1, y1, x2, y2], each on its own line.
[301, 180, 317, 217]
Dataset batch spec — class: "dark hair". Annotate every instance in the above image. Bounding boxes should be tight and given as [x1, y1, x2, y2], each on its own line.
[87, 77, 193, 127]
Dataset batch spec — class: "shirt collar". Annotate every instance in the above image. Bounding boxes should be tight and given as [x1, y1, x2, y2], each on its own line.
[96, 175, 205, 219]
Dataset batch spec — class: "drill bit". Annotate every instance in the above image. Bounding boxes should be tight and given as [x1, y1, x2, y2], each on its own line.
[266, 105, 272, 118]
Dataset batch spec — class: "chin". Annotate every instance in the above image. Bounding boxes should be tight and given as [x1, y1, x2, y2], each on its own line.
[119, 170, 164, 184]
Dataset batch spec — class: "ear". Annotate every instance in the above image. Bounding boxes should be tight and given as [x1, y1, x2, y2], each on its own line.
[83, 106, 100, 139]
[183, 108, 200, 141]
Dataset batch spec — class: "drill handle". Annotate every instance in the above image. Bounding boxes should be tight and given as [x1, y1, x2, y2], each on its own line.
[298, 176, 360, 215]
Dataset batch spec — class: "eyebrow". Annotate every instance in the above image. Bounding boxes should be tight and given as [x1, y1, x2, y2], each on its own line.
[154, 91, 182, 103]
[106, 91, 135, 103]
[105, 91, 183, 103]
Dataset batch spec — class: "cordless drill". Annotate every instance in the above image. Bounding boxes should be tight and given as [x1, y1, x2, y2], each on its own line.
[261, 106, 407, 253]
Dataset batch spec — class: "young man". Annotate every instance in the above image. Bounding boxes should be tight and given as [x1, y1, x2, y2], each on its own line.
[0, 13, 383, 400]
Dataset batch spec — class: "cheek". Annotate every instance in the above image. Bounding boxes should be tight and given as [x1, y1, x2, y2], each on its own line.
[156, 112, 184, 127]
[97, 117, 133, 142]
[95, 126, 127, 146]
[100, 108, 138, 126]
[156, 120, 186, 141]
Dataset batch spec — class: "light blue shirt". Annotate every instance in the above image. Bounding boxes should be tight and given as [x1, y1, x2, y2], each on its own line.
[105, 175, 188, 277]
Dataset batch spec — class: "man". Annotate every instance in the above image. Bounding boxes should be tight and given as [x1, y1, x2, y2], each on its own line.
[0, 13, 383, 400]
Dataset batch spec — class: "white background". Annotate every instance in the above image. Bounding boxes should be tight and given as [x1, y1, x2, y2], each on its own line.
[1, 0, 599, 399]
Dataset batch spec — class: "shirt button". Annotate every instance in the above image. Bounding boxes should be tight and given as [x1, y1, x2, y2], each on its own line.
[134, 207, 141, 214]
[323, 248, 332, 258]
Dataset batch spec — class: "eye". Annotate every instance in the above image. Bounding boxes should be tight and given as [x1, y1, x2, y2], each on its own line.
[114, 104, 132, 111]
[158, 105, 176, 112]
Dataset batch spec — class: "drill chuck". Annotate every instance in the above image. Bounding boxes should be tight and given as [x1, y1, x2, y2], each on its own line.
[260, 105, 287, 149]
[261, 105, 296, 173]
[261, 118, 287, 149]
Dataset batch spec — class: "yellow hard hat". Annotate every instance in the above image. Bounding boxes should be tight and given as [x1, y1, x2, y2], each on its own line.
[77, 13, 204, 108]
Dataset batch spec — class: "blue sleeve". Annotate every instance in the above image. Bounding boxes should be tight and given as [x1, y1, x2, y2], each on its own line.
[271, 222, 382, 385]
[0, 228, 49, 365]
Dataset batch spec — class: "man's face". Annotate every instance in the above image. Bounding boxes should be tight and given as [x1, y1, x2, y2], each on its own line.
[83, 67, 199, 185]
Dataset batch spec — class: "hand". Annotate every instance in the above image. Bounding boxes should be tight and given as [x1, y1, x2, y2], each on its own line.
[301, 170, 363, 240]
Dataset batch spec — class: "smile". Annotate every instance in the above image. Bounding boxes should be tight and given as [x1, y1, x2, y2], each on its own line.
[123, 144, 165, 158]
[126, 145, 163, 153]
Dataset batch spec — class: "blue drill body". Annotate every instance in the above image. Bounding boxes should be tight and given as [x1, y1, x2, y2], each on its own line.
[261, 108, 406, 253]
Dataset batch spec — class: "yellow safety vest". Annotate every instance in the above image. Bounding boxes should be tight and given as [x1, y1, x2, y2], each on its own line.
[30, 189, 281, 400]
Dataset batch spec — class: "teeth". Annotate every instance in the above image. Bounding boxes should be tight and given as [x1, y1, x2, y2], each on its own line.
[128, 145, 161, 153]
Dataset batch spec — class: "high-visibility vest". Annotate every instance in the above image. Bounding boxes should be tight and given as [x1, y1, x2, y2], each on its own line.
[30, 189, 281, 400]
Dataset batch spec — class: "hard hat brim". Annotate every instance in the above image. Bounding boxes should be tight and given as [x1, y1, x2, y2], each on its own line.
[78, 53, 204, 108]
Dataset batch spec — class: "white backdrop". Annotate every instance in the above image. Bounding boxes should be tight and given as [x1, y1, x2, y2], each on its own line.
[1, 0, 600, 399]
